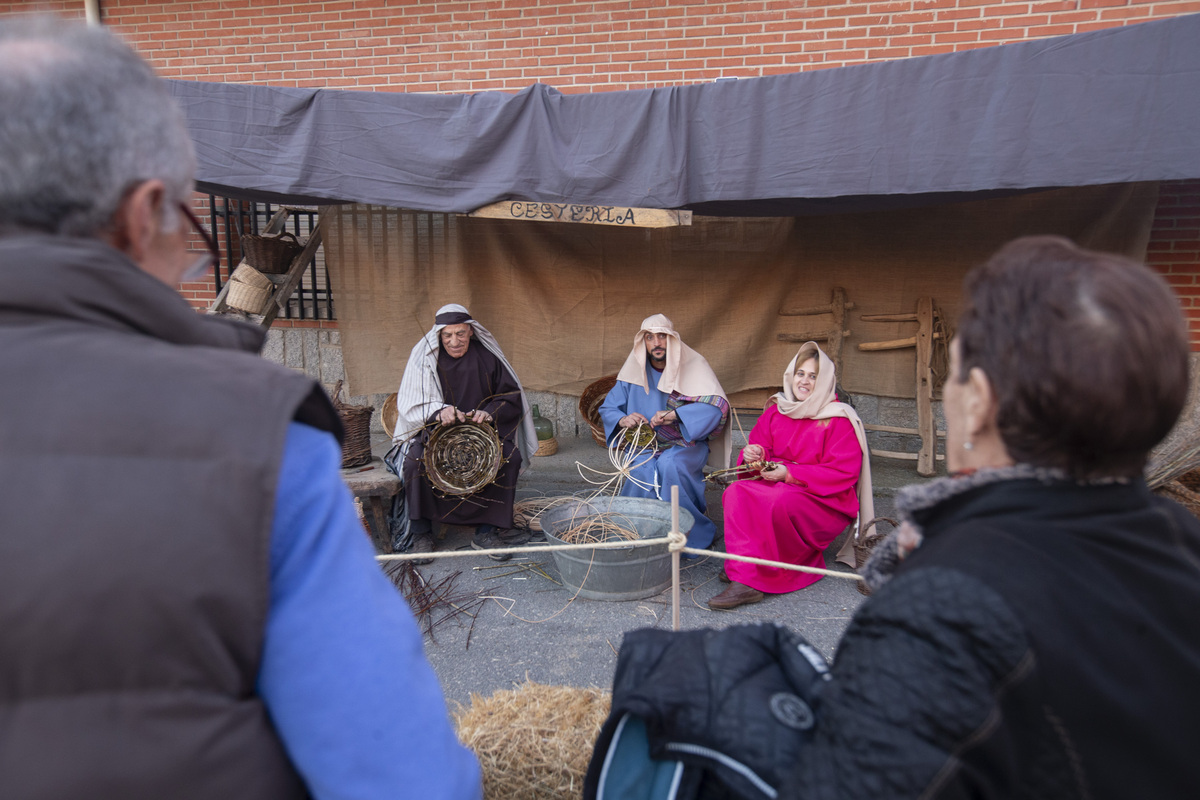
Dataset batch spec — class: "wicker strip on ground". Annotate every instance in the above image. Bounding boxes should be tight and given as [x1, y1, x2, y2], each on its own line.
[453, 681, 611, 800]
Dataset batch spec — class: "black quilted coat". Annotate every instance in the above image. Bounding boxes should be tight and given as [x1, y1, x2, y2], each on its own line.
[785, 471, 1200, 799]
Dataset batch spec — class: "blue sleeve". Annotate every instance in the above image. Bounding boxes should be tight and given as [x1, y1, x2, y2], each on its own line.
[598, 380, 633, 444]
[676, 401, 721, 443]
[258, 423, 482, 800]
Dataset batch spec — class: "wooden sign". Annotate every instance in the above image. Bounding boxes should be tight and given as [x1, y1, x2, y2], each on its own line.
[468, 200, 691, 228]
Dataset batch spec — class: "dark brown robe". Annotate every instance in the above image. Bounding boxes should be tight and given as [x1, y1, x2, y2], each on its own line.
[403, 341, 523, 529]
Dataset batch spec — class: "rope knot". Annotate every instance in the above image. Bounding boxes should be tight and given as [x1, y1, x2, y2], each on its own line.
[667, 529, 687, 552]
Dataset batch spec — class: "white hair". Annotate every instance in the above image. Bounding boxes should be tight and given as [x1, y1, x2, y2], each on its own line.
[0, 17, 196, 237]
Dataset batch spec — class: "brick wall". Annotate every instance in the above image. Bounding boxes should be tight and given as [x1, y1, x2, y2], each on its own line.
[10, 0, 1193, 92]
[1149, 180, 1200, 341]
[6, 1, 1198, 340]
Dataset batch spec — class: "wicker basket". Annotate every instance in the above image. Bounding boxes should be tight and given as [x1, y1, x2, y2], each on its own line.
[230, 262, 272, 290]
[578, 375, 617, 447]
[381, 393, 398, 437]
[241, 231, 304, 275]
[534, 436, 559, 456]
[853, 516, 897, 597]
[424, 420, 502, 496]
[226, 280, 271, 314]
[331, 381, 374, 469]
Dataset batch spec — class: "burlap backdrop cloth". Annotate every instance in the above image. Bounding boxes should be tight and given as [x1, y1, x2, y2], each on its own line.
[323, 183, 1157, 403]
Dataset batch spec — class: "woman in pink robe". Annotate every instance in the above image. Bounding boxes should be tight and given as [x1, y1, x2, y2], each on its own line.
[710, 342, 872, 609]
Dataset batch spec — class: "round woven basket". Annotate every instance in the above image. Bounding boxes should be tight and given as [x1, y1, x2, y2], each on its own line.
[240, 231, 303, 275]
[424, 420, 502, 496]
[578, 375, 617, 447]
[230, 262, 272, 290]
[853, 516, 897, 596]
[226, 280, 271, 314]
[381, 393, 398, 437]
[535, 436, 559, 457]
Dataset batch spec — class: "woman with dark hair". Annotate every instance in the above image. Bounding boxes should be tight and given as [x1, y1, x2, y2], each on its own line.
[779, 237, 1200, 798]
[709, 342, 873, 610]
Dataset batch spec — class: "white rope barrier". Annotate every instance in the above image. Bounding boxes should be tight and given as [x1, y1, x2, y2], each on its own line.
[374, 530, 865, 581]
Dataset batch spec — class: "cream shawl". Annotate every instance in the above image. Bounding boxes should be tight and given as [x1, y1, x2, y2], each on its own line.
[615, 314, 732, 470]
[392, 303, 538, 473]
[771, 342, 875, 567]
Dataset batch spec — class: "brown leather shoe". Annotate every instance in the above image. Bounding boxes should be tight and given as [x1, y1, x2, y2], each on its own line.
[409, 532, 435, 565]
[708, 582, 765, 610]
[718, 570, 732, 584]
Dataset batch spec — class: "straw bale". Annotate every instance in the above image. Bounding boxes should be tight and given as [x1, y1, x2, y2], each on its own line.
[453, 680, 611, 800]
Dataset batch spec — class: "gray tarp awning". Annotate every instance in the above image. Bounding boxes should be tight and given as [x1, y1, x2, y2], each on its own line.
[168, 12, 1200, 216]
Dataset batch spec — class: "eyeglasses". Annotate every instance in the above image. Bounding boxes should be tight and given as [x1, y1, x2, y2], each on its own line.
[179, 202, 220, 282]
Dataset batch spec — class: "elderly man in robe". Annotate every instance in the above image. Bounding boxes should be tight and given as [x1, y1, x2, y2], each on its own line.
[391, 304, 538, 562]
[599, 314, 732, 550]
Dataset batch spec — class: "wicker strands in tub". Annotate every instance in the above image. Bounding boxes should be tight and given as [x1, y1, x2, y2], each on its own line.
[578, 375, 617, 447]
[424, 420, 502, 496]
[240, 231, 303, 275]
[331, 381, 374, 469]
[853, 516, 897, 596]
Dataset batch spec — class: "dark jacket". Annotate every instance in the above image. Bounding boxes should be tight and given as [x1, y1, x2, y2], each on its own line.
[0, 236, 339, 799]
[786, 470, 1200, 799]
[585, 623, 831, 800]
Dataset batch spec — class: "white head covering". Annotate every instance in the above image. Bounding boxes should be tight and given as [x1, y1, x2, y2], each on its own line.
[615, 313, 731, 470]
[772, 342, 876, 567]
[392, 303, 538, 473]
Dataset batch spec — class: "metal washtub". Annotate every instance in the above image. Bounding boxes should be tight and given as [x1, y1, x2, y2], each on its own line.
[541, 497, 694, 601]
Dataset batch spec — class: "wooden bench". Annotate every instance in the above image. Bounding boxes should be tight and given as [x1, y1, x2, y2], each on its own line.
[340, 457, 400, 554]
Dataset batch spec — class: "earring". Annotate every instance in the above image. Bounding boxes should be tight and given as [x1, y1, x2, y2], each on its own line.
[963, 441, 974, 451]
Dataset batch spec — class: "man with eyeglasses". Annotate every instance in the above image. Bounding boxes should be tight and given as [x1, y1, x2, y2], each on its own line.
[0, 17, 480, 799]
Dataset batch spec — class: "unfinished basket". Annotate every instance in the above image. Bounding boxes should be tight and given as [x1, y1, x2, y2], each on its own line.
[854, 516, 897, 597]
[424, 420, 502, 496]
[226, 279, 271, 314]
[241, 230, 303, 275]
[230, 262, 272, 290]
[331, 380, 374, 469]
[578, 375, 617, 447]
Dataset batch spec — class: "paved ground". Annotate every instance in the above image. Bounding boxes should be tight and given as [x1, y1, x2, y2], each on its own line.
[374, 434, 930, 706]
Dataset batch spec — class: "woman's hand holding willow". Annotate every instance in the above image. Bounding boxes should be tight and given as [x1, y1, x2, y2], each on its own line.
[760, 464, 790, 483]
[742, 444, 765, 464]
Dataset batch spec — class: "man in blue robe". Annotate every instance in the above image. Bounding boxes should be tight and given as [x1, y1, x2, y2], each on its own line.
[599, 314, 731, 549]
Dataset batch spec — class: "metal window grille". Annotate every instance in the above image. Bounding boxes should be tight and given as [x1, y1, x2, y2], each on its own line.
[202, 195, 335, 321]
